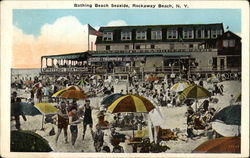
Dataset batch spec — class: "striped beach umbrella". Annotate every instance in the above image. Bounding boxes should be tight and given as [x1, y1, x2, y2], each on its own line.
[52, 85, 84, 97]
[180, 84, 211, 112]
[76, 80, 89, 86]
[170, 81, 190, 92]
[107, 95, 155, 113]
[180, 84, 211, 99]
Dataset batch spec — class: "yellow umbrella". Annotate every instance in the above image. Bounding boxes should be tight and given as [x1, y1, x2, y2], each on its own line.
[170, 81, 190, 92]
[35, 103, 58, 130]
[107, 95, 155, 137]
[52, 88, 67, 97]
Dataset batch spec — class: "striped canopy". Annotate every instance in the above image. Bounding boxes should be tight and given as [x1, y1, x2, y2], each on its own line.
[76, 80, 89, 86]
[180, 84, 211, 99]
[107, 95, 155, 113]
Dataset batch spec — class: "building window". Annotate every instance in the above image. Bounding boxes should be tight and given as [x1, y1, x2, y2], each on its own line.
[151, 30, 162, 40]
[121, 32, 132, 40]
[167, 29, 178, 39]
[124, 45, 129, 50]
[183, 29, 194, 39]
[196, 29, 204, 39]
[136, 45, 140, 49]
[151, 44, 155, 49]
[211, 29, 222, 38]
[136, 31, 147, 40]
[103, 32, 113, 41]
[106, 45, 110, 50]
[204, 29, 210, 38]
[189, 44, 194, 48]
[229, 40, 235, 47]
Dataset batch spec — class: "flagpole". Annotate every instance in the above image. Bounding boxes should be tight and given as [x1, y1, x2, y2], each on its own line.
[88, 24, 90, 51]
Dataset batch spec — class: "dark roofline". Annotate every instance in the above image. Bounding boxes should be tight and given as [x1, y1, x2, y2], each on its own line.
[99, 23, 223, 30]
[41, 51, 89, 58]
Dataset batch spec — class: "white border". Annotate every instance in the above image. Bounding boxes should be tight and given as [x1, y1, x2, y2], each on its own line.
[1, 0, 249, 157]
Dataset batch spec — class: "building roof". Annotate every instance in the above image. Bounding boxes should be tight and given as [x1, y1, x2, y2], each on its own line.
[41, 52, 89, 61]
[96, 23, 224, 44]
[98, 23, 223, 31]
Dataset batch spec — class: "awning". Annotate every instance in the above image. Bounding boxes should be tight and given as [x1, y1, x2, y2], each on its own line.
[42, 52, 89, 61]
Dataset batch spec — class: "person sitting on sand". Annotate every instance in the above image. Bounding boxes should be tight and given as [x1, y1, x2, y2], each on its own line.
[109, 127, 129, 144]
[93, 124, 104, 152]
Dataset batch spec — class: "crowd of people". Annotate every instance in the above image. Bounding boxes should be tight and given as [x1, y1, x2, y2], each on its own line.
[10, 71, 240, 152]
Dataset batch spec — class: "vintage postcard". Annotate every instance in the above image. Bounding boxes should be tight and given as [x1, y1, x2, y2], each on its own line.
[1, 0, 249, 157]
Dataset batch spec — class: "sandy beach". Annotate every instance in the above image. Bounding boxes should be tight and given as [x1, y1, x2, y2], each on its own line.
[10, 80, 241, 153]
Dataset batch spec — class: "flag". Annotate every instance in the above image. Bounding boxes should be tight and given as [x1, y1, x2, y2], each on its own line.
[88, 24, 103, 36]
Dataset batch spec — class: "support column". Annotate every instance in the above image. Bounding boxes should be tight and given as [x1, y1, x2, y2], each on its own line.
[41, 57, 43, 72]
[45, 58, 48, 67]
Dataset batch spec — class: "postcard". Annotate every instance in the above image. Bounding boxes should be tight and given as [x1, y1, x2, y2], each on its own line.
[1, 0, 249, 157]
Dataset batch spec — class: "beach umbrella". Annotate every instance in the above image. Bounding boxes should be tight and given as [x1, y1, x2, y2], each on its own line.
[76, 79, 89, 86]
[56, 76, 68, 81]
[12, 102, 41, 116]
[52, 85, 84, 98]
[107, 95, 155, 137]
[192, 137, 240, 153]
[207, 76, 220, 83]
[170, 81, 190, 92]
[59, 90, 88, 100]
[107, 95, 155, 113]
[11, 130, 53, 152]
[52, 88, 67, 97]
[211, 105, 241, 137]
[156, 73, 165, 78]
[180, 84, 211, 112]
[212, 105, 241, 126]
[145, 76, 159, 82]
[90, 75, 101, 80]
[101, 93, 125, 108]
[35, 103, 58, 130]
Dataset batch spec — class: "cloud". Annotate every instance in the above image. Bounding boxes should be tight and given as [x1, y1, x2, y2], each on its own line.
[106, 20, 127, 26]
[12, 16, 97, 68]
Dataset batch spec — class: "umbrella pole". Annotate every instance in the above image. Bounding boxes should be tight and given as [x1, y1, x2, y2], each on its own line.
[41, 114, 44, 130]
[132, 121, 135, 138]
[195, 100, 198, 113]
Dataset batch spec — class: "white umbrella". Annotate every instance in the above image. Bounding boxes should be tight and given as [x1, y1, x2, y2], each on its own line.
[212, 120, 241, 137]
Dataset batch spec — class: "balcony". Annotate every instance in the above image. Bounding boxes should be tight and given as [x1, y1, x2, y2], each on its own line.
[90, 48, 218, 54]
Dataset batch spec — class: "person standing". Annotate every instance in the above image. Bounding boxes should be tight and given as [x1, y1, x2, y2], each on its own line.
[11, 97, 27, 130]
[93, 124, 104, 152]
[68, 106, 80, 147]
[53, 101, 69, 144]
[82, 99, 94, 140]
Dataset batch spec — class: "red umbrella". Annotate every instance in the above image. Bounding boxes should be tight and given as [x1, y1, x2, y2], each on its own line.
[192, 137, 240, 153]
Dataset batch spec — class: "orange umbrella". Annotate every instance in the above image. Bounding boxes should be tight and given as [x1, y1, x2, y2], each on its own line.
[146, 77, 159, 82]
[59, 90, 88, 99]
[192, 137, 240, 153]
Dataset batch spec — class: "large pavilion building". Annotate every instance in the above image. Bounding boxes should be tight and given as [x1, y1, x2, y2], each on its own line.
[41, 23, 241, 80]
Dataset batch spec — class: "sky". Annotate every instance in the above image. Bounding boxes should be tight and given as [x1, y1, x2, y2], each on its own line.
[12, 9, 241, 68]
